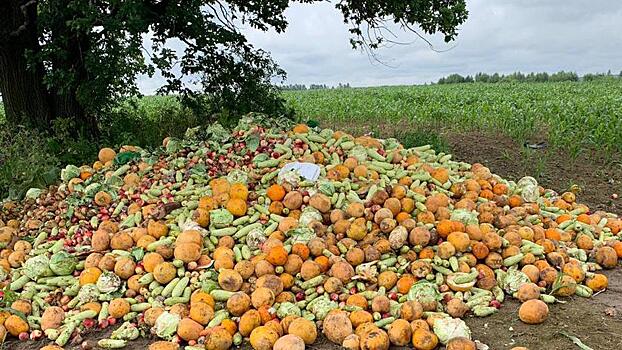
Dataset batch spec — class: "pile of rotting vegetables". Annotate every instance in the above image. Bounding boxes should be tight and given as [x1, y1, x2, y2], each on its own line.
[0, 113, 620, 350]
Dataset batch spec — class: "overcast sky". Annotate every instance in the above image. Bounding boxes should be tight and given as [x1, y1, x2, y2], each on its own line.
[138, 0, 622, 93]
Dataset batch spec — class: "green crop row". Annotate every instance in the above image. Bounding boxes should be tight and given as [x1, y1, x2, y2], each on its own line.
[283, 80, 622, 158]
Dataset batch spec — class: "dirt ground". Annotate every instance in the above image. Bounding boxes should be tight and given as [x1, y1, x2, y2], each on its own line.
[8, 131, 622, 350]
[445, 131, 622, 215]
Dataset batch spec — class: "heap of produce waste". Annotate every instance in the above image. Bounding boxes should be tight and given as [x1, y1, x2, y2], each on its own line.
[0, 114, 620, 350]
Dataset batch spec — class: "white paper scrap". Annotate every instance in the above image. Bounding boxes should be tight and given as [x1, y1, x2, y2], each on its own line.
[278, 162, 321, 181]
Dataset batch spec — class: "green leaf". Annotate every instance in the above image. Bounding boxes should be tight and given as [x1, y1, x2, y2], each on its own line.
[131, 247, 145, 261]
[42, 167, 60, 185]
[246, 134, 260, 152]
[4, 308, 26, 321]
[190, 163, 206, 175]
[65, 206, 75, 220]
[1, 286, 19, 309]
[560, 332, 593, 350]
[114, 151, 141, 166]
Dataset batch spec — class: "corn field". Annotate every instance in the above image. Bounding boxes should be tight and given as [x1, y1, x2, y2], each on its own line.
[283, 80, 622, 157]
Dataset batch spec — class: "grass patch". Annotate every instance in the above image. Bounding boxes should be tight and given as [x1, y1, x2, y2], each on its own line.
[396, 129, 451, 154]
[518, 148, 548, 182]
[101, 96, 203, 147]
[317, 118, 451, 154]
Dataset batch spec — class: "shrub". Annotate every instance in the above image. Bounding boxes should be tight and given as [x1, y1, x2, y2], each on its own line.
[0, 124, 60, 200]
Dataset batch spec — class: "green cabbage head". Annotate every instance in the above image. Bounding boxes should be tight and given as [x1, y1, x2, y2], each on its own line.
[210, 209, 233, 228]
[22, 255, 50, 280]
[407, 281, 441, 305]
[276, 302, 302, 319]
[433, 317, 471, 344]
[61, 165, 80, 182]
[49, 251, 78, 276]
[155, 312, 180, 340]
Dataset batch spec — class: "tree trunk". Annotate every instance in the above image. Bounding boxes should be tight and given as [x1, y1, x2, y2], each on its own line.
[0, 48, 53, 128]
[0, 0, 53, 129]
[51, 92, 100, 138]
[0, 44, 100, 138]
[0, 0, 99, 138]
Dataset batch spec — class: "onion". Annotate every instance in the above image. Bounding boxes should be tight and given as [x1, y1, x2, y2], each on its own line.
[99, 319, 109, 329]
[490, 300, 501, 309]
[60, 295, 71, 305]
[29, 330, 42, 340]
[442, 293, 453, 303]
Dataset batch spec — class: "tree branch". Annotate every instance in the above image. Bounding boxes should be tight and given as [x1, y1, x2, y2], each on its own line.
[6, 0, 37, 41]
[402, 22, 456, 53]
[206, 2, 236, 32]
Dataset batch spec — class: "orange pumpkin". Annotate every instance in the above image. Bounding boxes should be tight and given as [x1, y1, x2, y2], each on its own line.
[210, 178, 231, 195]
[229, 183, 249, 201]
[98, 148, 116, 163]
[292, 124, 309, 134]
[79, 267, 102, 286]
[226, 198, 247, 217]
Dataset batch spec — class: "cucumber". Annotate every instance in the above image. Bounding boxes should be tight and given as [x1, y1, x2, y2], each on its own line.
[130, 303, 152, 312]
[98, 339, 128, 348]
[171, 277, 189, 298]
[56, 322, 77, 346]
[139, 273, 154, 285]
[210, 289, 236, 301]
[10, 275, 30, 291]
[151, 286, 164, 296]
[207, 310, 229, 328]
[164, 296, 190, 306]
[161, 278, 180, 297]
[99, 302, 110, 322]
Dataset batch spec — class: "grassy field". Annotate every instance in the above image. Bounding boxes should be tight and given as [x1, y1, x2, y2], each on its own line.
[283, 80, 622, 158]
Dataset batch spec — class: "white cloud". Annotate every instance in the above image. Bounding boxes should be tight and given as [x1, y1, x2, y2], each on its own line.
[138, 0, 622, 92]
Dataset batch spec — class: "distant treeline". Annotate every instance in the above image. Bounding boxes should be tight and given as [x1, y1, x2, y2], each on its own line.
[437, 70, 622, 84]
[279, 71, 622, 90]
[280, 83, 351, 91]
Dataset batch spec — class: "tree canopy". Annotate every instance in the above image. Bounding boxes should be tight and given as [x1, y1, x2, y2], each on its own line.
[0, 0, 468, 135]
